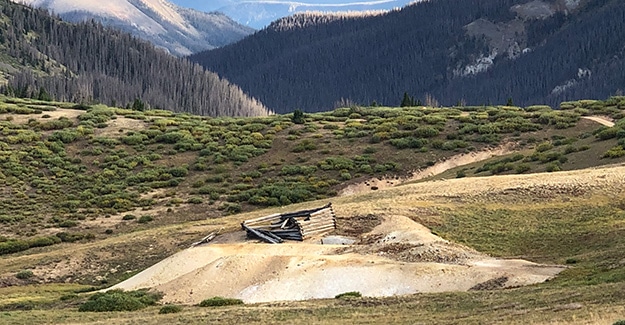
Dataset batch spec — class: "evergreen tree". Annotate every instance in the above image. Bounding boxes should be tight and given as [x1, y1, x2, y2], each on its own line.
[400, 92, 414, 107]
[506, 97, 514, 106]
[292, 108, 305, 124]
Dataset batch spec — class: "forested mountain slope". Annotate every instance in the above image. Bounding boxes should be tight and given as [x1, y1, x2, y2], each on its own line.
[12, 0, 254, 56]
[190, 0, 625, 114]
[0, 0, 270, 117]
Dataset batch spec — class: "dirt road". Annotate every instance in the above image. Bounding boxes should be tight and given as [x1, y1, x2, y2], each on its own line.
[340, 143, 515, 196]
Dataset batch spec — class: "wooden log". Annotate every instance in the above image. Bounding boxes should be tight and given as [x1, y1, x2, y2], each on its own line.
[298, 219, 336, 229]
[242, 224, 282, 244]
[301, 213, 335, 221]
[302, 225, 336, 236]
[269, 229, 303, 234]
[298, 214, 335, 222]
[298, 216, 335, 226]
[243, 213, 282, 224]
[302, 225, 336, 233]
[189, 232, 217, 247]
[257, 229, 284, 243]
[310, 209, 333, 219]
[279, 203, 332, 220]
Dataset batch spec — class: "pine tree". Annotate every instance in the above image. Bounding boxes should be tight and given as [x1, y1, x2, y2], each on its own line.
[292, 108, 305, 124]
[507, 97, 514, 106]
[400, 92, 414, 107]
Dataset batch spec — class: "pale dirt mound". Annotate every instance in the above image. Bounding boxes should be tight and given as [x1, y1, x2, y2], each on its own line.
[110, 215, 564, 304]
[340, 143, 516, 196]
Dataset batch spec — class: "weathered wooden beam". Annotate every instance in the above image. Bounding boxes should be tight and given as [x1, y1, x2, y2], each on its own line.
[298, 216, 336, 226]
[257, 229, 285, 243]
[242, 223, 282, 244]
[243, 213, 282, 224]
[302, 225, 336, 236]
[279, 203, 332, 220]
[189, 232, 217, 247]
[309, 209, 333, 218]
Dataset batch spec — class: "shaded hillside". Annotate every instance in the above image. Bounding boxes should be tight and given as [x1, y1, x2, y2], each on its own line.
[190, 0, 625, 113]
[0, 0, 270, 117]
[14, 0, 255, 56]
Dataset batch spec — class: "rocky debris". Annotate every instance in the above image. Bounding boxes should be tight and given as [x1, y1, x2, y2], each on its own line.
[335, 214, 382, 237]
[470, 276, 509, 290]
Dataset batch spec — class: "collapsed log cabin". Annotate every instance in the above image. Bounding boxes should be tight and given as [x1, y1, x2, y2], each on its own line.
[241, 203, 336, 244]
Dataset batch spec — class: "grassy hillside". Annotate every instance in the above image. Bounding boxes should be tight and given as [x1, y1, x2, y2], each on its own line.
[0, 96, 625, 323]
[1, 96, 624, 256]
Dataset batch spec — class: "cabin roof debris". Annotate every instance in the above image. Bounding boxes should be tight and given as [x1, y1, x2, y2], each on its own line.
[241, 203, 336, 244]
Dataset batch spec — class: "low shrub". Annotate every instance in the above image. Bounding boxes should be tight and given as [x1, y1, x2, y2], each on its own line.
[26, 236, 61, 248]
[122, 214, 136, 220]
[198, 297, 243, 307]
[603, 146, 625, 158]
[596, 127, 619, 140]
[15, 270, 34, 280]
[545, 162, 562, 172]
[335, 291, 362, 299]
[78, 290, 162, 312]
[389, 137, 427, 149]
[138, 215, 154, 224]
[0, 240, 30, 255]
[515, 164, 531, 174]
[292, 139, 317, 152]
[159, 304, 183, 314]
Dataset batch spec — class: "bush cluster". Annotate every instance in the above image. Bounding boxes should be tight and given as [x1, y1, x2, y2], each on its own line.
[78, 290, 162, 312]
[198, 297, 243, 307]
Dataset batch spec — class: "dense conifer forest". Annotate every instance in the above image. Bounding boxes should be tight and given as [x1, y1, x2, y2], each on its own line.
[191, 0, 625, 114]
[0, 0, 270, 117]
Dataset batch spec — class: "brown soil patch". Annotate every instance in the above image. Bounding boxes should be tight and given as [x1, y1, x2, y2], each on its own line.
[4, 108, 83, 124]
[95, 116, 148, 136]
[335, 214, 382, 237]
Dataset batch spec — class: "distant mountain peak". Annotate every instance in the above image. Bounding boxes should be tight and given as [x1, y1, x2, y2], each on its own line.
[12, 0, 254, 56]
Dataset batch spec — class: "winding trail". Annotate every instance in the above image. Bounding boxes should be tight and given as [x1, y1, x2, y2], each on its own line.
[340, 143, 516, 196]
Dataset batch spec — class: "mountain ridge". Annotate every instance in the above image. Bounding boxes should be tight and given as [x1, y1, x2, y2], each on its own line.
[172, 0, 415, 28]
[0, 0, 270, 117]
[190, 0, 625, 114]
[12, 0, 254, 56]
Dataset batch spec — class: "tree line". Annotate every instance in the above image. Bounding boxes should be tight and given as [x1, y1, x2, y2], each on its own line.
[0, 0, 270, 117]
